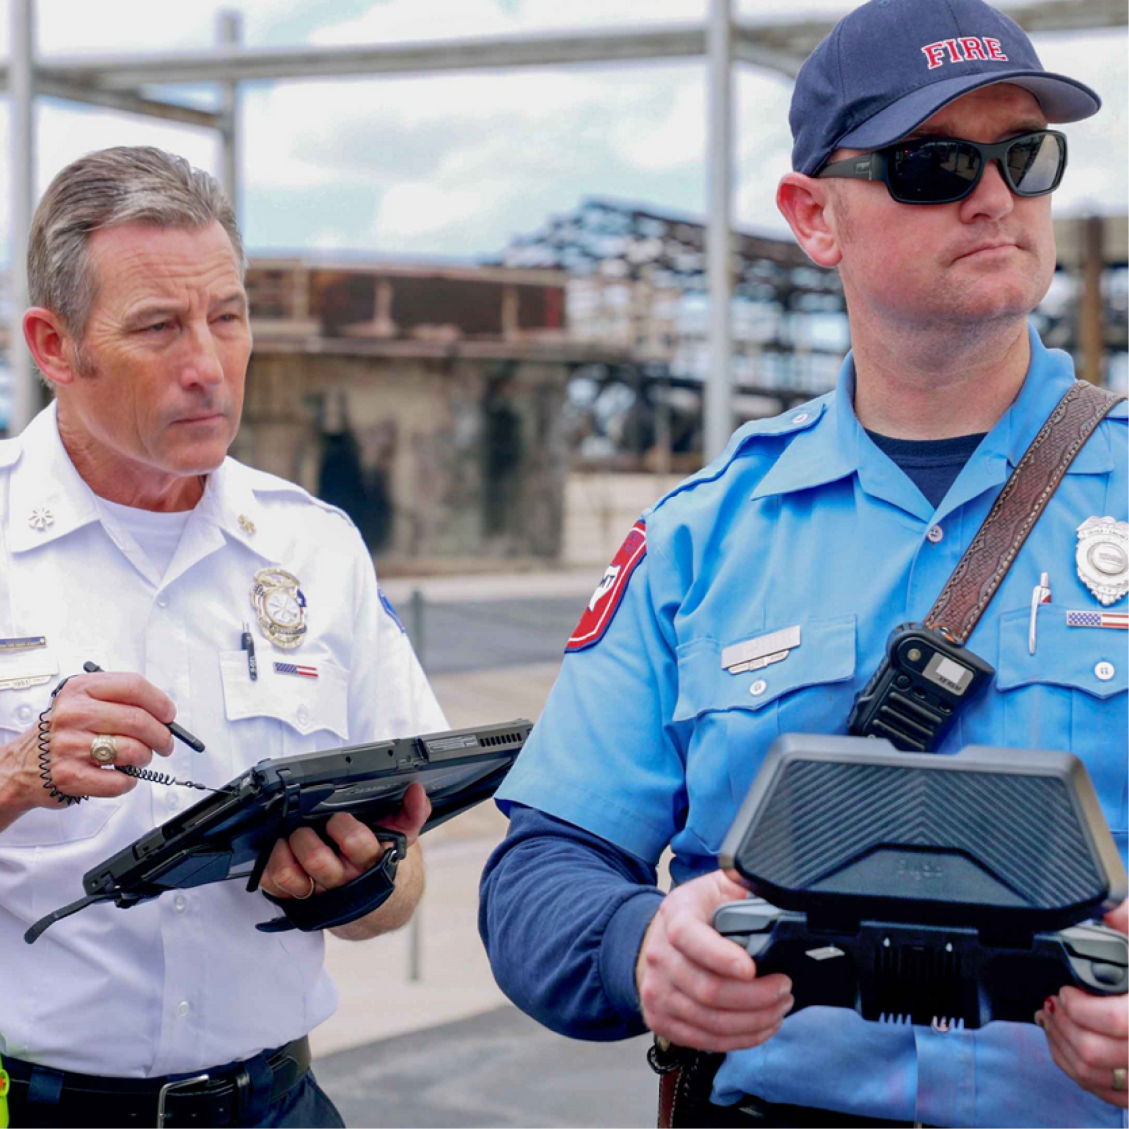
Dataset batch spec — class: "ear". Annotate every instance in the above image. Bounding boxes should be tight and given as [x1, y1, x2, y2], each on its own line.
[776, 173, 843, 268]
[23, 307, 80, 388]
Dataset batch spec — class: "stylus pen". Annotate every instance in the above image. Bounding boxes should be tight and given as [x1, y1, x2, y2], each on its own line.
[82, 662, 206, 753]
[241, 621, 258, 681]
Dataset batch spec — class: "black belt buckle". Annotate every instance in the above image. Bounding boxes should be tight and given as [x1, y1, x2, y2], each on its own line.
[155, 1072, 210, 1128]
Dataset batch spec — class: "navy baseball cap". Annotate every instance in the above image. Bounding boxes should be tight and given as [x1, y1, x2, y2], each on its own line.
[790, 0, 1101, 175]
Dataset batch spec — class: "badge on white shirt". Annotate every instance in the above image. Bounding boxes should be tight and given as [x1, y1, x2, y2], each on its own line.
[0, 643, 58, 691]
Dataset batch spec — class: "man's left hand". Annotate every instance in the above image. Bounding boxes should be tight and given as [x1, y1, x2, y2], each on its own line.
[260, 782, 430, 900]
[1036, 899, 1128, 1108]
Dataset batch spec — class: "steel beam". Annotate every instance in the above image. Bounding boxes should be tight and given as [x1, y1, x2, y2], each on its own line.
[0, 1, 1111, 94]
[8, 0, 38, 435]
[33, 27, 708, 88]
[732, 32, 804, 78]
[31, 79, 222, 128]
[218, 10, 242, 222]
[705, 0, 734, 463]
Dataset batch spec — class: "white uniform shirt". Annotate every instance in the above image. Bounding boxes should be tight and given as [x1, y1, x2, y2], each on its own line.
[0, 403, 447, 1077]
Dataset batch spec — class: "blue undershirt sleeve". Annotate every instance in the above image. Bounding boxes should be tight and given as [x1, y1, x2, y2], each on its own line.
[479, 803, 665, 1041]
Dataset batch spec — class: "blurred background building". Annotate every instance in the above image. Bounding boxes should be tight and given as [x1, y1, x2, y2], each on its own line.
[1, 0, 1126, 576]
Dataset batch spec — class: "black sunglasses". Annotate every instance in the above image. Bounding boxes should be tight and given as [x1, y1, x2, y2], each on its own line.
[817, 129, 1067, 205]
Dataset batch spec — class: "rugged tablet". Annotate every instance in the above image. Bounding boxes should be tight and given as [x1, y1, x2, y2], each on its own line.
[26, 719, 530, 942]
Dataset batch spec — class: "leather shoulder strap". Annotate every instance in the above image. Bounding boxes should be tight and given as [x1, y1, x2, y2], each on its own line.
[926, 380, 1126, 643]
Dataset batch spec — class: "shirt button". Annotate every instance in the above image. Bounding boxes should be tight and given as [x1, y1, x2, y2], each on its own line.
[17, 703, 33, 724]
[167, 793, 180, 810]
[296, 705, 309, 726]
[791, 412, 810, 425]
[176, 1000, 190, 1019]
[1095, 661, 1115, 682]
[174, 894, 187, 914]
[749, 679, 768, 697]
[156, 594, 169, 608]
[926, 525, 944, 544]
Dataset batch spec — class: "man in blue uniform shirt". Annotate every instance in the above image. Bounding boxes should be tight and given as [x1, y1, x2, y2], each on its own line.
[479, 1, 1128, 1126]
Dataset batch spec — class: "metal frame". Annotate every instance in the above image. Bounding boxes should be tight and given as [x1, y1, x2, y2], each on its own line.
[3, 0, 1125, 449]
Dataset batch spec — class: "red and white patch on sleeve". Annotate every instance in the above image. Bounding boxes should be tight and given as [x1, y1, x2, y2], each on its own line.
[566, 520, 647, 653]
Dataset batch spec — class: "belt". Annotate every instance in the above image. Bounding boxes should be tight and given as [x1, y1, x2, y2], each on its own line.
[2, 1035, 311, 1128]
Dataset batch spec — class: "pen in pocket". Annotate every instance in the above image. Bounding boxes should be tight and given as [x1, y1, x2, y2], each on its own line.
[241, 622, 258, 681]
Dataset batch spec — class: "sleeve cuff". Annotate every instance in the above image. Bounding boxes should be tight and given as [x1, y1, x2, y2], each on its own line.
[599, 888, 665, 1024]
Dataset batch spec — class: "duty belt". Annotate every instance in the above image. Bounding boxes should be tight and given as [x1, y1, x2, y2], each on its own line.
[0, 1035, 311, 1128]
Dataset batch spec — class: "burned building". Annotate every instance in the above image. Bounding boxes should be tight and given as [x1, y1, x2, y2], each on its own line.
[237, 258, 623, 570]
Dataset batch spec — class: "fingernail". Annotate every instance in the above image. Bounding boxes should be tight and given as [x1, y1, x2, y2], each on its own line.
[1034, 1010, 1044, 1027]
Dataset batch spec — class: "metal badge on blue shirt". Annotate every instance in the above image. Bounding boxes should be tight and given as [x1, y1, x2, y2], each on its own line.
[722, 625, 801, 674]
[1075, 516, 1129, 606]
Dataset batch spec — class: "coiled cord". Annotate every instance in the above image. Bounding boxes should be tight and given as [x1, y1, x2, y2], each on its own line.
[35, 674, 222, 800]
[115, 765, 219, 792]
[37, 675, 85, 806]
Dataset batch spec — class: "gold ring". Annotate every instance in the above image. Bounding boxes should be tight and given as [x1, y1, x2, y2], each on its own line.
[294, 875, 316, 900]
[89, 734, 118, 766]
[1113, 1067, 1127, 1093]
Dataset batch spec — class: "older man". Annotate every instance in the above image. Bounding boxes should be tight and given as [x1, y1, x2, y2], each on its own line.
[0, 147, 445, 1127]
[480, 1, 1127, 1126]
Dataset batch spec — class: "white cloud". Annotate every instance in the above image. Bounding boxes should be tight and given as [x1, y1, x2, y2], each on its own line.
[308, 0, 708, 47]
[376, 177, 507, 238]
[610, 77, 705, 171]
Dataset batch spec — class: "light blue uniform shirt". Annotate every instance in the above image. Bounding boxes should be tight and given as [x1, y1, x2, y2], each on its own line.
[499, 326, 1128, 1128]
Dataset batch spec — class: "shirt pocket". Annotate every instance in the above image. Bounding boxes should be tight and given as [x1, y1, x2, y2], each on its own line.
[997, 606, 1127, 839]
[673, 614, 857, 854]
[218, 651, 350, 773]
[0, 667, 125, 849]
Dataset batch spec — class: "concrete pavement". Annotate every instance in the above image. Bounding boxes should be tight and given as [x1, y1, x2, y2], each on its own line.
[314, 1007, 656, 1129]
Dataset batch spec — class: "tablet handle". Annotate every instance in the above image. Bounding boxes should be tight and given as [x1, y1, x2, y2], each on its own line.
[255, 829, 407, 933]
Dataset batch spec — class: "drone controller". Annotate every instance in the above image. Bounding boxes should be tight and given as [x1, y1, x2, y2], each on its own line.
[714, 898, 1127, 1028]
[713, 735, 1129, 1028]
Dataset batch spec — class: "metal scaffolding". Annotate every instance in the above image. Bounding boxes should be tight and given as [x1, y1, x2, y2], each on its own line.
[2, 0, 1125, 453]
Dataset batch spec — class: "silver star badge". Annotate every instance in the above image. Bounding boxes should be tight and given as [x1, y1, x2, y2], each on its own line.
[28, 506, 54, 531]
[1075, 516, 1129, 606]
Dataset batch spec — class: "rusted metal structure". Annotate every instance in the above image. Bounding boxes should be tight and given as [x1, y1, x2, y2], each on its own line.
[236, 259, 627, 569]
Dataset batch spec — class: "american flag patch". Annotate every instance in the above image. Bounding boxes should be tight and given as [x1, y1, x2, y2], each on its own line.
[273, 662, 319, 678]
[1065, 611, 1129, 630]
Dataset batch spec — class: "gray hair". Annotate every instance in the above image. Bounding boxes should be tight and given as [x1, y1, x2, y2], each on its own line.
[28, 145, 246, 341]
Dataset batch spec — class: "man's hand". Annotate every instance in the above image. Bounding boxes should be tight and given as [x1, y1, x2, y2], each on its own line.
[636, 871, 793, 1052]
[0, 670, 175, 826]
[1036, 899, 1129, 1109]
[259, 783, 431, 937]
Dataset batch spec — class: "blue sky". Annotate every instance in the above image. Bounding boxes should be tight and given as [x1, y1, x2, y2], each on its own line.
[0, 0, 1125, 263]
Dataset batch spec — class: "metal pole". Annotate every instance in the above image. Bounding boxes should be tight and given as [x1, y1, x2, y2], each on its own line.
[704, 0, 734, 463]
[217, 10, 243, 222]
[8, 0, 38, 436]
[407, 587, 425, 982]
[1078, 215, 1105, 386]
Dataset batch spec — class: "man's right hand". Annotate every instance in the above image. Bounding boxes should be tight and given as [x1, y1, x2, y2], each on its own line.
[0, 670, 176, 828]
[636, 870, 794, 1052]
